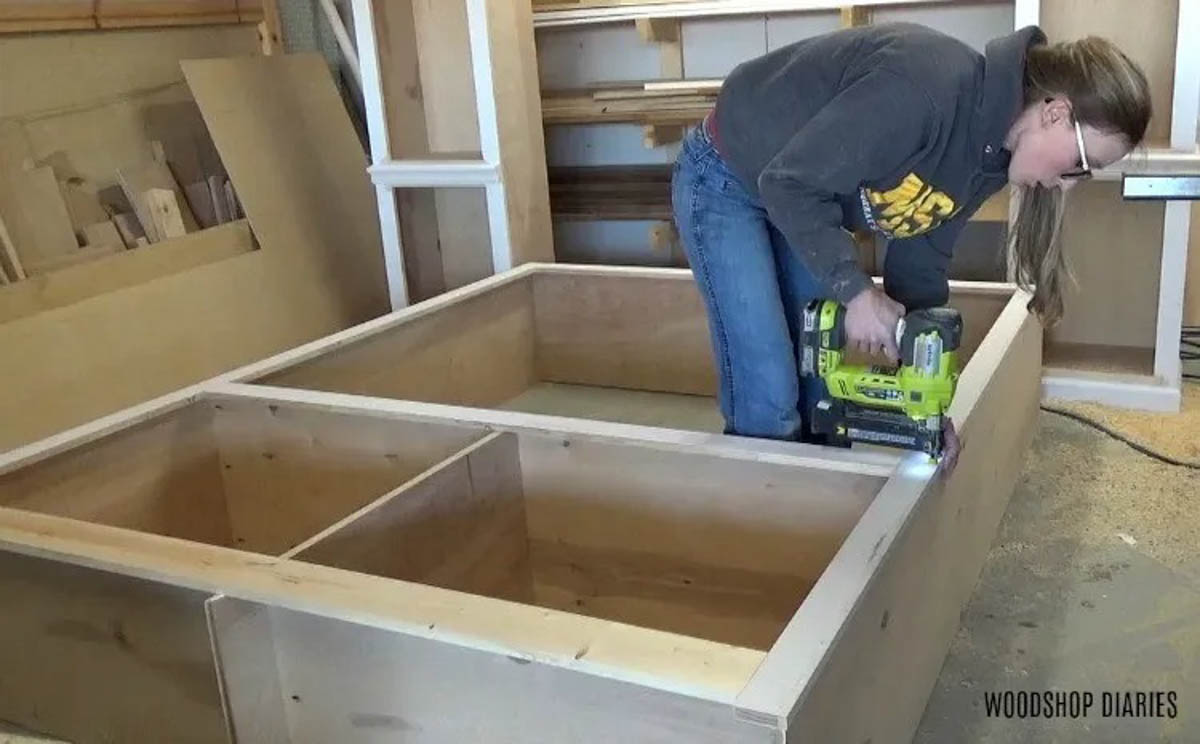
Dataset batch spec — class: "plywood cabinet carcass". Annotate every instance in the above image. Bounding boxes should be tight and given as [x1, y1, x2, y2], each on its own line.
[0, 264, 1042, 743]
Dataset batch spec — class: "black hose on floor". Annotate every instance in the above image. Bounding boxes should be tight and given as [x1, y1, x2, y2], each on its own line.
[1039, 405, 1200, 471]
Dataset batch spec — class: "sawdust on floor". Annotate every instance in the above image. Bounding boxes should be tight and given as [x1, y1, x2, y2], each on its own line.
[1043, 380, 1200, 464]
[1014, 383, 1200, 572]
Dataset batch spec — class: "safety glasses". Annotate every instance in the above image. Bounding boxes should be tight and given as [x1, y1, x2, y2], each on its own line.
[1061, 117, 1093, 181]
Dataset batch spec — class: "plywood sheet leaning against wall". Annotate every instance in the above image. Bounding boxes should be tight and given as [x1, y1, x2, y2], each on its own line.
[0, 52, 389, 452]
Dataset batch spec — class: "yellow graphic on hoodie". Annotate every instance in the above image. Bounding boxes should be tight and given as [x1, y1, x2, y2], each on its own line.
[865, 172, 958, 238]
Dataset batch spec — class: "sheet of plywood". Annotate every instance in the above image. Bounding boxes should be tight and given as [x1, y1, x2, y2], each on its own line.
[1047, 181, 1163, 348]
[59, 177, 111, 231]
[0, 550, 227, 744]
[211, 395, 486, 556]
[205, 596, 289, 744]
[738, 292, 1042, 742]
[521, 431, 882, 650]
[258, 279, 536, 405]
[0, 166, 80, 272]
[235, 602, 777, 744]
[23, 243, 120, 275]
[1040, 0, 1177, 146]
[0, 54, 388, 452]
[530, 270, 1009, 397]
[181, 53, 388, 319]
[288, 432, 534, 604]
[2, 26, 257, 186]
[0, 401, 232, 545]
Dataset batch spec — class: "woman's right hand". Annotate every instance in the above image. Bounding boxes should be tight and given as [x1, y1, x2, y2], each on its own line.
[844, 287, 904, 362]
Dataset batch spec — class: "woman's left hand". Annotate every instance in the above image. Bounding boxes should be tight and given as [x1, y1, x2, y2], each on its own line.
[938, 418, 961, 475]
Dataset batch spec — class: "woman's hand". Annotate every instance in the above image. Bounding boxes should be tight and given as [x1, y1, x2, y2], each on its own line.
[938, 417, 961, 474]
[844, 287, 905, 362]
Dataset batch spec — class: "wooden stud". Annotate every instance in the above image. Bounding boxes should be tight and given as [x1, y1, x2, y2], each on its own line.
[144, 188, 188, 240]
[641, 123, 685, 148]
[636, 17, 683, 79]
[258, 0, 283, 54]
[840, 5, 871, 27]
[82, 220, 125, 251]
[112, 213, 146, 250]
[0, 214, 27, 281]
[635, 17, 679, 43]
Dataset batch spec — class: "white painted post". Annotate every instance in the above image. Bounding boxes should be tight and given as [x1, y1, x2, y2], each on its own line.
[1153, 0, 1200, 391]
[1012, 0, 1039, 29]
[464, 0, 514, 273]
[350, 0, 410, 310]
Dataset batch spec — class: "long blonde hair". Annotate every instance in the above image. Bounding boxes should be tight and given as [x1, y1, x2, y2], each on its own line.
[1009, 37, 1151, 325]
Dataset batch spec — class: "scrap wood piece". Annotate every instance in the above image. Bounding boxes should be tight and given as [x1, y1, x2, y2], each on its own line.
[840, 5, 871, 27]
[0, 215, 27, 281]
[257, 0, 283, 53]
[185, 181, 219, 229]
[0, 165, 80, 269]
[96, 185, 134, 218]
[635, 17, 678, 42]
[82, 220, 125, 251]
[112, 213, 146, 250]
[59, 177, 110, 232]
[209, 175, 231, 224]
[223, 179, 243, 220]
[118, 158, 200, 243]
[144, 188, 188, 240]
[143, 102, 227, 187]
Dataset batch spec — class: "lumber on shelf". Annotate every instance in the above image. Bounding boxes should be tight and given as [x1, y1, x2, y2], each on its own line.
[549, 165, 673, 221]
[542, 81, 717, 126]
[550, 164, 1010, 227]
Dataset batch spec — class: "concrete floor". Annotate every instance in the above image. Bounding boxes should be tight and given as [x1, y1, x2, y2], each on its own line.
[914, 405, 1200, 743]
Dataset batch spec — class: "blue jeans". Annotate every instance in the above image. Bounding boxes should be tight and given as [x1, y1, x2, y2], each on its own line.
[672, 122, 830, 442]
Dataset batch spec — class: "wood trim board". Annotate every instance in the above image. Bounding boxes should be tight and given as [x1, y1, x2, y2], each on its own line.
[0, 265, 1041, 742]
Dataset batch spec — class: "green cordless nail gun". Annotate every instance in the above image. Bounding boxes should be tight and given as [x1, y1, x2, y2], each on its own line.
[799, 299, 962, 457]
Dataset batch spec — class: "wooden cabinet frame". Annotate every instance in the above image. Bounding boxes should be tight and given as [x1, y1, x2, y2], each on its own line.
[0, 264, 1041, 743]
